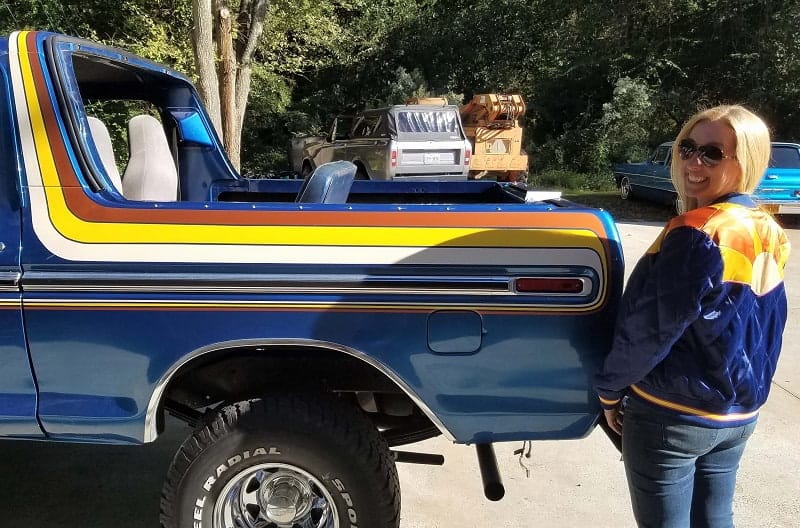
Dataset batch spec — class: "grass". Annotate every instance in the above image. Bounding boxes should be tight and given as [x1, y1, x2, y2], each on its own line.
[563, 190, 675, 223]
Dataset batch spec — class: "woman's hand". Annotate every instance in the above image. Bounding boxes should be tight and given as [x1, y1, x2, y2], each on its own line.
[604, 405, 624, 436]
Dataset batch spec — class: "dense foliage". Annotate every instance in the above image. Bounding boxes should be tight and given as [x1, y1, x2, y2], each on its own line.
[2, 0, 799, 184]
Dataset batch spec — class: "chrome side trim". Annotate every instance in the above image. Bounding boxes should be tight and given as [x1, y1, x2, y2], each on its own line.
[0, 271, 22, 291]
[22, 271, 601, 299]
[143, 338, 456, 443]
[22, 272, 512, 296]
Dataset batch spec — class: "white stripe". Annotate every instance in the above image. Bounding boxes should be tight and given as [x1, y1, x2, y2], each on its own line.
[27, 189, 602, 266]
[10, 39, 604, 279]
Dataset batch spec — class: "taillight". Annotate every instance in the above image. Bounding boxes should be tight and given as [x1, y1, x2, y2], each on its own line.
[391, 149, 397, 167]
[464, 147, 471, 165]
[515, 277, 585, 294]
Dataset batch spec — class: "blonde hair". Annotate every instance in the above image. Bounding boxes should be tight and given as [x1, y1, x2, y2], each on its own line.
[670, 105, 771, 212]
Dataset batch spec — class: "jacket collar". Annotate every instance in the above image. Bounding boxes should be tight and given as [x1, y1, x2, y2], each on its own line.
[711, 192, 757, 208]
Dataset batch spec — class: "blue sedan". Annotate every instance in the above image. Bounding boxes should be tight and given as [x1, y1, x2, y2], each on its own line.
[613, 142, 800, 214]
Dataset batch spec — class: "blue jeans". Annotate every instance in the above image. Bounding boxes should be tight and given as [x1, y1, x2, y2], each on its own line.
[622, 398, 757, 528]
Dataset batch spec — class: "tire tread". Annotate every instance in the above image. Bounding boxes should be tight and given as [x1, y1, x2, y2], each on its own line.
[160, 394, 400, 527]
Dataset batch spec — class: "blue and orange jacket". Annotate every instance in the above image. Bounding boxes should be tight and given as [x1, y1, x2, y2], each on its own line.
[594, 193, 790, 427]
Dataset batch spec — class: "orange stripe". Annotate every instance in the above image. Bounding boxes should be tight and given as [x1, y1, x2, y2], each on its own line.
[20, 38, 611, 235]
[631, 385, 758, 422]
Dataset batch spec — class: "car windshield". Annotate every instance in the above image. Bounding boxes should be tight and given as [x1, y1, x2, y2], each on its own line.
[769, 145, 800, 168]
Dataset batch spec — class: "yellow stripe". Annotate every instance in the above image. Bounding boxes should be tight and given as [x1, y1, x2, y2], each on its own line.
[15, 36, 607, 252]
[631, 385, 758, 422]
[48, 199, 607, 248]
[598, 396, 620, 406]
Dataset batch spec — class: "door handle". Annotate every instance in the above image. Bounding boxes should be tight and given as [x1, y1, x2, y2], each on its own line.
[765, 175, 778, 180]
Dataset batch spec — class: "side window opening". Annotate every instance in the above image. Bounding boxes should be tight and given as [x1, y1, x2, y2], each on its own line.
[62, 52, 179, 201]
[333, 116, 353, 140]
[651, 146, 670, 165]
[769, 145, 800, 168]
[352, 114, 381, 138]
[374, 115, 389, 138]
[48, 38, 237, 204]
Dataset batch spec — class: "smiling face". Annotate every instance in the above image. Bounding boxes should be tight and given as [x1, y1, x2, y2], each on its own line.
[681, 120, 742, 207]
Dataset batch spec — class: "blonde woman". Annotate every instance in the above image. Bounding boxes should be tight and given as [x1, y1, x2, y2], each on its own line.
[594, 105, 790, 527]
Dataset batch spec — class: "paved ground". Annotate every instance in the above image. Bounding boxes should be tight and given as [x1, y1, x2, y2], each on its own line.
[0, 221, 797, 527]
[396, 221, 800, 527]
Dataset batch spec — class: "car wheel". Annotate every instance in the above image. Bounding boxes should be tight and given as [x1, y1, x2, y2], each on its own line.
[160, 395, 400, 528]
[619, 176, 632, 200]
[355, 165, 369, 180]
[672, 194, 684, 216]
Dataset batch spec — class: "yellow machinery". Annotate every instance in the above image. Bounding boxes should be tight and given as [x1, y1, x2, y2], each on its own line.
[459, 94, 528, 183]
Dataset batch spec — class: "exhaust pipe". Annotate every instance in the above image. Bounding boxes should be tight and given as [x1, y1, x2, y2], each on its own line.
[391, 450, 445, 465]
[475, 443, 505, 501]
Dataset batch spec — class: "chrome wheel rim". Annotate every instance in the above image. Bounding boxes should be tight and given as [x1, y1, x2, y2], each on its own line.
[620, 177, 631, 199]
[672, 194, 683, 215]
[213, 463, 339, 528]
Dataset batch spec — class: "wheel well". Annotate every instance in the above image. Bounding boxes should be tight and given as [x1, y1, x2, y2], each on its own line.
[156, 344, 440, 445]
[353, 161, 369, 179]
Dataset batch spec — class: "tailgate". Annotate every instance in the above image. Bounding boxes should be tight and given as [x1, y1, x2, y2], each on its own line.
[397, 140, 467, 176]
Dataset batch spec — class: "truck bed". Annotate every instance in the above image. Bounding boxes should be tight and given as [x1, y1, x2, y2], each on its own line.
[213, 179, 533, 204]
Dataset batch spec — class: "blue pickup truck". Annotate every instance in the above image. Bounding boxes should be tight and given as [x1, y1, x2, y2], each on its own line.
[0, 31, 623, 527]
[614, 141, 800, 214]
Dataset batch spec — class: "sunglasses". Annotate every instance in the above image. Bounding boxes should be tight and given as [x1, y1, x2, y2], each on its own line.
[678, 139, 736, 167]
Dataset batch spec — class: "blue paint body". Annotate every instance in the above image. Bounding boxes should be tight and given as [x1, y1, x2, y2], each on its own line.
[0, 31, 625, 449]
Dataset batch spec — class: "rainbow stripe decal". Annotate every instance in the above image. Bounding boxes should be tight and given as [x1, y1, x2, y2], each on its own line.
[9, 31, 613, 312]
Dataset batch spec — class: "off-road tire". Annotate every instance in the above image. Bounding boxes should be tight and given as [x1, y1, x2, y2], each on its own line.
[160, 395, 400, 528]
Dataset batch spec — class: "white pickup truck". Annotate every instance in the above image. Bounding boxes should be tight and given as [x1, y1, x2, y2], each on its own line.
[291, 103, 472, 180]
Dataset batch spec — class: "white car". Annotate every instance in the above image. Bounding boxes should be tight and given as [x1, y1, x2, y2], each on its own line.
[291, 104, 472, 181]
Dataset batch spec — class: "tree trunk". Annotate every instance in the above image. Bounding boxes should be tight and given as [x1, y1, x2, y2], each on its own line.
[217, 6, 239, 169]
[229, 0, 269, 161]
[191, 0, 221, 135]
[234, 0, 268, 133]
[191, 0, 269, 173]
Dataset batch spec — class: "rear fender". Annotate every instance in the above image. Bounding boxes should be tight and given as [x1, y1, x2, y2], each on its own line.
[144, 338, 454, 443]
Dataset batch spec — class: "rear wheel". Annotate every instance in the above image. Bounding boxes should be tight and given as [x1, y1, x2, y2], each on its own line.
[160, 395, 400, 528]
[672, 194, 683, 216]
[354, 165, 369, 180]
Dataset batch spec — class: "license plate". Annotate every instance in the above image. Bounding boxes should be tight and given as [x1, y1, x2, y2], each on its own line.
[423, 153, 441, 164]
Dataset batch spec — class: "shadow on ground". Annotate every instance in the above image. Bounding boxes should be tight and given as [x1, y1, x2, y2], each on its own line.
[0, 423, 189, 527]
[564, 191, 674, 223]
